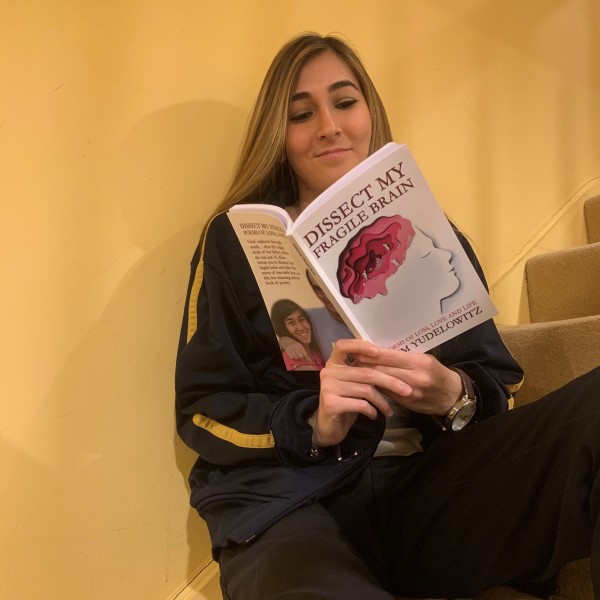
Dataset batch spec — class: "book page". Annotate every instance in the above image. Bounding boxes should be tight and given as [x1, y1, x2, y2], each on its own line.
[228, 211, 352, 370]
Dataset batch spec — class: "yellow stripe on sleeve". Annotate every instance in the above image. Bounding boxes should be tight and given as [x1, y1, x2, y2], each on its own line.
[506, 378, 524, 394]
[186, 214, 222, 344]
[193, 414, 276, 448]
[186, 260, 204, 343]
[506, 377, 524, 409]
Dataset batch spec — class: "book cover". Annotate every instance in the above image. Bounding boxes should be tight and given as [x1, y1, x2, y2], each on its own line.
[229, 143, 497, 370]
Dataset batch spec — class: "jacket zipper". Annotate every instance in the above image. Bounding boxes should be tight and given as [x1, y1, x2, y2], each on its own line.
[243, 448, 372, 544]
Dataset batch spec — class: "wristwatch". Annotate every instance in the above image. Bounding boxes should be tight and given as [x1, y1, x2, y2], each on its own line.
[436, 368, 477, 432]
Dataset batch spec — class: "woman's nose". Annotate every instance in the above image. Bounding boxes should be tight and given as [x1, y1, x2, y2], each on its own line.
[317, 108, 340, 138]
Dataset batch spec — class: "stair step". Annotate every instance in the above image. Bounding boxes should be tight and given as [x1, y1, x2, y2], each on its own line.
[499, 315, 600, 406]
[525, 242, 600, 322]
[584, 195, 600, 243]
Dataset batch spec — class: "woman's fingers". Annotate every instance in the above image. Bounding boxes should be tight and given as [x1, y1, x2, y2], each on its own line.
[330, 343, 462, 415]
[372, 357, 462, 415]
[320, 378, 389, 419]
[328, 338, 380, 365]
[320, 394, 380, 421]
[312, 355, 398, 446]
[314, 340, 462, 445]
[320, 363, 397, 417]
[311, 386, 387, 446]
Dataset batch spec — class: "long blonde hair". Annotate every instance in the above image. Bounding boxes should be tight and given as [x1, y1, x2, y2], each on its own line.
[211, 32, 392, 219]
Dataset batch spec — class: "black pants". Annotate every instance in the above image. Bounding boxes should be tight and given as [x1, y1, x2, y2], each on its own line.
[219, 367, 600, 599]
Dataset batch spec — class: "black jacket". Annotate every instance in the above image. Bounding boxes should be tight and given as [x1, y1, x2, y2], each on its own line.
[175, 212, 524, 556]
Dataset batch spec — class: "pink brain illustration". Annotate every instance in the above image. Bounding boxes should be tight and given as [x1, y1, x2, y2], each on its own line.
[337, 215, 415, 304]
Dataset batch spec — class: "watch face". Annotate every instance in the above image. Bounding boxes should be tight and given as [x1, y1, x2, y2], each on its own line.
[451, 401, 476, 431]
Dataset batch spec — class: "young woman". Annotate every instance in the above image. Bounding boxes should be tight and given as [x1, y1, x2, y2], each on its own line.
[271, 298, 325, 371]
[175, 33, 600, 599]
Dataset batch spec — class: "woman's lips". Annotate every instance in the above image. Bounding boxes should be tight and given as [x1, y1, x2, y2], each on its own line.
[316, 147, 350, 158]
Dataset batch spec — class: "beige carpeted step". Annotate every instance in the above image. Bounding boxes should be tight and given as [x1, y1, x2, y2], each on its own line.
[555, 559, 594, 600]
[524, 242, 600, 322]
[584, 195, 600, 243]
[498, 315, 600, 406]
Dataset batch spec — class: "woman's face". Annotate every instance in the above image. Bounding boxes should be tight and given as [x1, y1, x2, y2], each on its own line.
[284, 309, 312, 344]
[286, 50, 372, 209]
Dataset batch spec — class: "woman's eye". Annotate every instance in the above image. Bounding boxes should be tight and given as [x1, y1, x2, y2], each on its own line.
[289, 111, 312, 123]
[337, 98, 358, 110]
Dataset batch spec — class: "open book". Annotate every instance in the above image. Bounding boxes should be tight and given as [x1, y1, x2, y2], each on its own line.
[228, 142, 497, 371]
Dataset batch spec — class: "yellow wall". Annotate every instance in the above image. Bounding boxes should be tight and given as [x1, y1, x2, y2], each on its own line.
[1, 1, 598, 598]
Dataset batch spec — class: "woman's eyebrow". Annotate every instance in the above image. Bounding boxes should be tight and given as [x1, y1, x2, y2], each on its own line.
[290, 79, 360, 102]
[329, 80, 359, 93]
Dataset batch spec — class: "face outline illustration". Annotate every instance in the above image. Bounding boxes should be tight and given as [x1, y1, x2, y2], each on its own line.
[407, 227, 460, 301]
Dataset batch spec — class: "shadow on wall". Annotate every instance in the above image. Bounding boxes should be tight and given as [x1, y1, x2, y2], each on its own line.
[18, 100, 245, 599]
[115, 100, 245, 251]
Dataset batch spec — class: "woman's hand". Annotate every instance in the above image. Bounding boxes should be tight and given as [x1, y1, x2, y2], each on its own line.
[310, 339, 463, 447]
[310, 339, 401, 447]
[363, 347, 463, 416]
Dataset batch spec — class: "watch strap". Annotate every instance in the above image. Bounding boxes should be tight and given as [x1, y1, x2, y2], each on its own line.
[434, 368, 477, 431]
[449, 367, 476, 402]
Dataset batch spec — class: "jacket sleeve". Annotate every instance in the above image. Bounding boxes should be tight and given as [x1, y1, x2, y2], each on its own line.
[175, 214, 349, 467]
[437, 230, 524, 419]
[413, 230, 524, 445]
